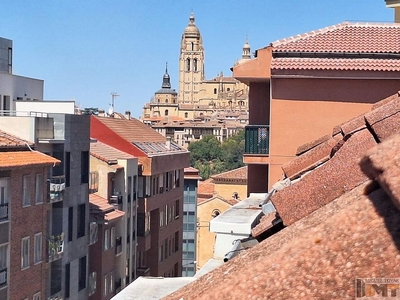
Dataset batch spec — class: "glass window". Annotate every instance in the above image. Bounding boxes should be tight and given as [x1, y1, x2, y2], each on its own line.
[35, 174, 43, 204]
[21, 237, 29, 269]
[22, 175, 30, 207]
[34, 233, 42, 264]
[110, 227, 115, 248]
[104, 229, 109, 251]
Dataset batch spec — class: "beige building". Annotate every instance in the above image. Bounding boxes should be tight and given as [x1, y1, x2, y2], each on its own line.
[195, 167, 247, 270]
[142, 13, 250, 131]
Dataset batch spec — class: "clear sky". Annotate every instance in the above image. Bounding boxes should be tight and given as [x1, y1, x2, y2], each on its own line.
[0, 0, 394, 118]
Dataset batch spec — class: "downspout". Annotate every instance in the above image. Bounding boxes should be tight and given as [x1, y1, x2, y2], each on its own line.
[224, 239, 241, 262]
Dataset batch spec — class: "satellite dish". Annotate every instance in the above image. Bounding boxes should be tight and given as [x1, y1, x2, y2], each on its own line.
[108, 105, 114, 116]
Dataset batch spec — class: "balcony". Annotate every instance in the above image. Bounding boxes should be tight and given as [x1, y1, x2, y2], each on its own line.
[245, 125, 270, 155]
[48, 176, 65, 203]
[48, 233, 64, 262]
[0, 203, 8, 221]
[115, 236, 122, 256]
[115, 278, 122, 293]
[110, 195, 123, 206]
[0, 267, 7, 287]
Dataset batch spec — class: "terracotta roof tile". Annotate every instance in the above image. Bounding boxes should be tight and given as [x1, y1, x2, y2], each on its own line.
[337, 113, 367, 136]
[251, 212, 278, 238]
[282, 136, 342, 180]
[295, 134, 331, 156]
[272, 22, 400, 53]
[271, 57, 400, 71]
[360, 134, 400, 210]
[371, 92, 400, 110]
[165, 182, 400, 300]
[0, 130, 33, 148]
[272, 129, 375, 226]
[95, 116, 166, 143]
[89, 194, 125, 221]
[211, 166, 247, 181]
[0, 151, 60, 169]
[90, 141, 135, 164]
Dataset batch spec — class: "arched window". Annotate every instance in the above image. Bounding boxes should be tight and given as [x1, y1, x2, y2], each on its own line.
[213, 88, 217, 94]
[185, 112, 188, 118]
[227, 88, 230, 92]
[157, 98, 160, 103]
[165, 109, 168, 116]
[186, 58, 190, 71]
[211, 209, 220, 218]
[193, 59, 197, 71]
[191, 42, 194, 51]
[165, 99, 168, 103]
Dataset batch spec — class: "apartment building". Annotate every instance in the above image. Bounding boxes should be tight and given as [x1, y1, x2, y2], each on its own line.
[0, 131, 59, 300]
[181, 167, 199, 277]
[89, 140, 138, 297]
[90, 115, 190, 278]
[233, 21, 400, 192]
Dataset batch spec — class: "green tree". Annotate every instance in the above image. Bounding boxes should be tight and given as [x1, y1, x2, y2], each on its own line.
[188, 135, 222, 166]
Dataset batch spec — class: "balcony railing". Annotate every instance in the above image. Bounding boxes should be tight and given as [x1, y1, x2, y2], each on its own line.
[48, 176, 65, 203]
[48, 233, 64, 262]
[0, 267, 7, 287]
[0, 203, 8, 221]
[136, 266, 150, 277]
[245, 125, 270, 155]
[115, 236, 122, 256]
[110, 195, 123, 205]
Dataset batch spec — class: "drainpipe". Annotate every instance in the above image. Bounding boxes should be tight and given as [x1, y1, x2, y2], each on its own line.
[224, 239, 241, 262]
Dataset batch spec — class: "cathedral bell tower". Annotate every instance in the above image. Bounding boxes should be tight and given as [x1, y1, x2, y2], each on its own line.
[178, 12, 205, 104]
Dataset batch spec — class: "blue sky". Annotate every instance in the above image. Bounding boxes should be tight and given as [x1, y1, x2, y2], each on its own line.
[0, 0, 394, 118]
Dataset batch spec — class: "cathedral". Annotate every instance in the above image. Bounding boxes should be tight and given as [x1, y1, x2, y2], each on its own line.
[142, 12, 250, 123]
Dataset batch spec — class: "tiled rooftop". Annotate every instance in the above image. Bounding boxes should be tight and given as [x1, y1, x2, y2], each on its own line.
[0, 151, 60, 169]
[211, 166, 247, 182]
[89, 194, 125, 221]
[270, 22, 400, 72]
[165, 92, 400, 300]
[90, 141, 135, 164]
[272, 22, 400, 53]
[0, 130, 33, 148]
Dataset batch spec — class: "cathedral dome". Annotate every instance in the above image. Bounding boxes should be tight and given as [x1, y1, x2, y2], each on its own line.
[184, 13, 200, 37]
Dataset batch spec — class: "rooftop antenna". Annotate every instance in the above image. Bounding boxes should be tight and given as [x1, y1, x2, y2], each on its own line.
[110, 92, 119, 116]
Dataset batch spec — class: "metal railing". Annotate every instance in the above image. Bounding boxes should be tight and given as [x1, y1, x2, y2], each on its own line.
[0, 203, 8, 221]
[110, 195, 123, 205]
[48, 233, 64, 262]
[245, 125, 270, 155]
[48, 176, 65, 203]
[0, 267, 7, 286]
[0, 110, 48, 117]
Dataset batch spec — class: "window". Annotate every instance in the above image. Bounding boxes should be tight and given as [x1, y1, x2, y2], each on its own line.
[185, 112, 188, 118]
[77, 204, 86, 238]
[212, 209, 221, 218]
[214, 88, 217, 94]
[89, 222, 98, 245]
[165, 109, 168, 116]
[165, 99, 168, 103]
[88, 272, 97, 296]
[79, 256, 87, 291]
[65, 263, 70, 298]
[110, 227, 115, 248]
[33, 292, 41, 300]
[174, 231, 179, 252]
[22, 175, 30, 207]
[21, 237, 29, 269]
[0, 177, 10, 220]
[186, 58, 190, 71]
[68, 207, 73, 242]
[89, 172, 98, 194]
[160, 210, 164, 228]
[104, 229, 109, 251]
[34, 233, 42, 264]
[35, 174, 43, 204]
[0, 244, 8, 286]
[175, 199, 180, 218]
[81, 151, 89, 184]
[193, 58, 197, 71]
[65, 152, 70, 187]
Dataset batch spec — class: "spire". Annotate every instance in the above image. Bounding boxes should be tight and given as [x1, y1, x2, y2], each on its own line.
[242, 36, 251, 60]
[162, 62, 171, 89]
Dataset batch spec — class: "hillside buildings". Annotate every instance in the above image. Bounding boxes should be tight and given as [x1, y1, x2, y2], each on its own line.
[141, 13, 250, 147]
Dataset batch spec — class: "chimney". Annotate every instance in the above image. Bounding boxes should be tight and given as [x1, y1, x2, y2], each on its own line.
[98, 109, 105, 117]
[166, 136, 171, 150]
[125, 110, 131, 120]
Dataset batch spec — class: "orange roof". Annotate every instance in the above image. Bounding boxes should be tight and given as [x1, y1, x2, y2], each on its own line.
[0, 151, 60, 169]
[271, 22, 400, 72]
[166, 92, 400, 300]
[90, 141, 135, 164]
[0, 130, 33, 148]
[89, 194, 125, 222]
[272, 22, 400, 53]
[211, 166, 247, 182]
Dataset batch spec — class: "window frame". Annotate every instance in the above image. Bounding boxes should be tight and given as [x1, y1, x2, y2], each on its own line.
[35, 173, 43, 204]
[22, 175, 30, 207]
[34, 232, 42, 264]
[21, 236, 30, 269]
